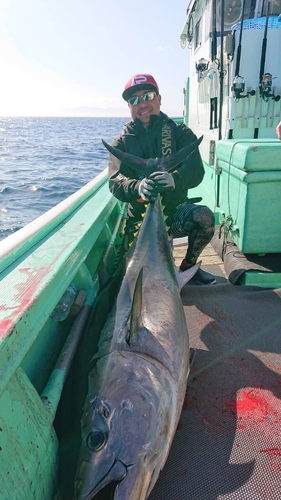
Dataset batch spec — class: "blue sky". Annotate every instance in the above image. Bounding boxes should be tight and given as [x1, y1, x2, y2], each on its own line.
[0, 0, 190, 117]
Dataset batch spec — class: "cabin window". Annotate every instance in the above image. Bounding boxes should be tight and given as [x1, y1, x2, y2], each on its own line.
[194, 17, 203, 49]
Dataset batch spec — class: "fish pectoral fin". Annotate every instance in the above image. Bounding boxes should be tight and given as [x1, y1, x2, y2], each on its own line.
[127, 268, 144, 345]
[176, 262, 201, 290]
[114, 462, 152, 500]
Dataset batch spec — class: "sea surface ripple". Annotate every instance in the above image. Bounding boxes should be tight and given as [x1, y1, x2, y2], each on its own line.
[0, 116, 128, 240]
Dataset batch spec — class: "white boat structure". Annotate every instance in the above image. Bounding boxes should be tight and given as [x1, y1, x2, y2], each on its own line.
[180, 0, 281, 287]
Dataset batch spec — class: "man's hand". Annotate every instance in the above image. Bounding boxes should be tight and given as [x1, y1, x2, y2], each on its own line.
[138, 178, 158, 201]
[149, 171, 175, 192]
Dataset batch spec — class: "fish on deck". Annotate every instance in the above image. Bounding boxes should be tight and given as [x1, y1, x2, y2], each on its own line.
[73, 138, 202, 500]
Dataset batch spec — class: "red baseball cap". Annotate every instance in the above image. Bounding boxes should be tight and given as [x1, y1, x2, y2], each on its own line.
[122, 74, 159, 101]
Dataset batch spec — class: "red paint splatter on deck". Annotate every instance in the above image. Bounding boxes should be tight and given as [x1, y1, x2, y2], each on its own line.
[260, 448, 281, 457]
[219, 388, 281, 436]
[263, 363, 281, 375]
[227, 389, 277, 414]
[237, 390, 271, 414]
[222, 389, 281, 433]
[224, 389, 271, 415]
[183, 386, 281, 436]
[260, 448, 281, 473]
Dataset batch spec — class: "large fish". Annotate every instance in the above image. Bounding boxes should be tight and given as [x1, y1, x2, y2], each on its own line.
[73, 136, 203, 499]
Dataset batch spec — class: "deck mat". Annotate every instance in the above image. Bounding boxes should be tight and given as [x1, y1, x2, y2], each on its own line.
[149, 275, 281, 500]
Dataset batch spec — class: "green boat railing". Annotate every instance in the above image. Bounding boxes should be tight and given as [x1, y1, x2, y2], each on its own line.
[0, 170, 127, 499]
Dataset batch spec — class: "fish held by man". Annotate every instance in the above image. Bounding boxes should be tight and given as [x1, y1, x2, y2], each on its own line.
[73, 139, 202, 500]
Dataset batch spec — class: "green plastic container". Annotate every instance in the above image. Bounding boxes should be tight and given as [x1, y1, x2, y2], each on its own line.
[216, 140, 281, 254]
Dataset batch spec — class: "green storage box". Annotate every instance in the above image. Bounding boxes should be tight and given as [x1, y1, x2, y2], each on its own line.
[216, 140, 281, 254]
[217, 139, 281, 171]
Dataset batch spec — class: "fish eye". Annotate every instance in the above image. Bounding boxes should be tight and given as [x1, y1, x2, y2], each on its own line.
[86, 430, 107, 451]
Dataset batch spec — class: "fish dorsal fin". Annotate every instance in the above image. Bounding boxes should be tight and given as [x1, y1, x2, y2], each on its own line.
[127, 268, 144, 345]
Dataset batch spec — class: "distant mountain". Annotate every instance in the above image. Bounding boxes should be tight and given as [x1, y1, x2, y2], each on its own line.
[57, 106, 129, 117]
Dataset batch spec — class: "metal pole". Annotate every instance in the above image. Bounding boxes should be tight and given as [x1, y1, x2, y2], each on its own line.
[218, 0, 225, 140]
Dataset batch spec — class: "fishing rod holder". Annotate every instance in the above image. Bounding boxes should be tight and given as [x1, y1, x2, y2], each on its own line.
[259, 73, 280, 102]
[231, 76, 255, 101]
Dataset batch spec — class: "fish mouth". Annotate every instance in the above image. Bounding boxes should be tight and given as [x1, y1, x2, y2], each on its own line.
[86, 481, 117, 500]
[77, 458, 128, 500]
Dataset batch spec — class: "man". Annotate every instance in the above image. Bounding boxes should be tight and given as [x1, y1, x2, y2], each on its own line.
[108, 73, 216, 285]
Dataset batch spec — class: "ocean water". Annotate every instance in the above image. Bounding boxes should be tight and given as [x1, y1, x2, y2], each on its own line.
[0, 117, 129, 241]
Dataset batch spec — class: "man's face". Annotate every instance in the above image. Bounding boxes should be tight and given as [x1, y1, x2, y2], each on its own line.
[128, 89, 161, 126]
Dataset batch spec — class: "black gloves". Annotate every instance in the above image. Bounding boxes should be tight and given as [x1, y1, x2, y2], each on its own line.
[138, 172, 175, 202]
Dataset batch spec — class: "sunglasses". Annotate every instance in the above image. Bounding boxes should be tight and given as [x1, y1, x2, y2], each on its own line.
[128, 91, 157, 106]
